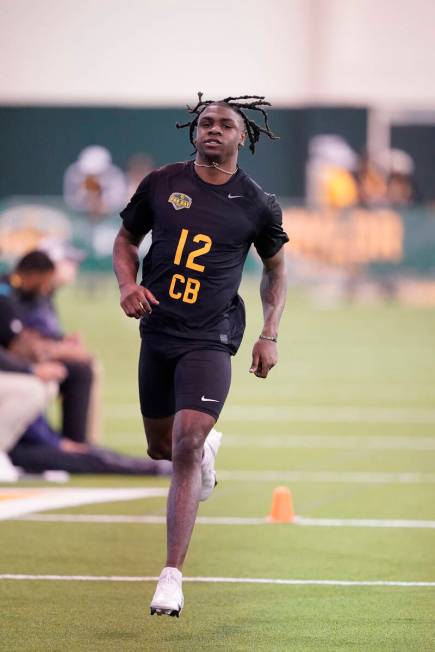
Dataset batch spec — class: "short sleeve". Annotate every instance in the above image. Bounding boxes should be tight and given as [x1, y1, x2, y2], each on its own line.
[120, 172, 155, 237]
[253, 194, 289, 259]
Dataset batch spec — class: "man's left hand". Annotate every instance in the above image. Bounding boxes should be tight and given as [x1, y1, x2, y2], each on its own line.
[249, 339, 278, 379]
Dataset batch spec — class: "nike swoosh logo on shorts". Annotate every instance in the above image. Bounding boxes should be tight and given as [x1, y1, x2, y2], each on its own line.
[201, 396, 220, 402]
[228, 194, 244, 199]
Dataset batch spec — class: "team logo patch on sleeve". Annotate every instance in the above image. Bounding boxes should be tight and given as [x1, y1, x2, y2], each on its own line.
[168, 192, 192, 210]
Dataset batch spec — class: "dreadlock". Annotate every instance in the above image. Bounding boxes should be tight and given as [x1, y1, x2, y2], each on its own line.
[176, 92, 279, 155]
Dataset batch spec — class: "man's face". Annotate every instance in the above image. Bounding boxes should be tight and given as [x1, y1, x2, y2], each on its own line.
[196, 104, 246, 164]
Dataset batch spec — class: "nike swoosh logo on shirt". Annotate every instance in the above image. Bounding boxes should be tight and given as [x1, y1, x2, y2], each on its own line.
[228, 194, 244, 199]
[201, 396, 220, 402]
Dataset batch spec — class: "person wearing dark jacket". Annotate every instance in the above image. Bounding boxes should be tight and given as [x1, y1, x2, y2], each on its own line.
[0, 278, 171, 477]
[0, 295, 65, 480]
[1, 251, 94, 443]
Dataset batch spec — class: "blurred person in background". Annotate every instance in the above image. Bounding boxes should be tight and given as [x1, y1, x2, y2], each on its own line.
[306, 135, 359, 209]
[0, 281, 171, 478]
[0, 295, 66, 480]
[39, 238, 103, 443]
[38, 240, 103, 443]
[9, 410, 171, 477]
[64, 145, 127, 221]
[20, 242, 85, 339]
[0, 251, 95, 443]
[64, 146, 127, 266]
[377, 149, 416, 206]
[356, 151, 388, 207]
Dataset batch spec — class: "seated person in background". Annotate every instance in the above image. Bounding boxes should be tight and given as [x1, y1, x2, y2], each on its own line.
[1, 250, 95, 443]
[0, 296, 170, 477]
[39, 240, 103, 443]
[9, 414, 171, 476]
[0, 296, 66, 480]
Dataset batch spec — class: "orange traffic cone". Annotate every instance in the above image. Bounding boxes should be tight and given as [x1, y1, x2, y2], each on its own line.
[267, 486, 295, 523]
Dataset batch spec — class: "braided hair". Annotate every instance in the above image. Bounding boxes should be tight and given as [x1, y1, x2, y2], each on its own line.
[176, 92, 279, 155]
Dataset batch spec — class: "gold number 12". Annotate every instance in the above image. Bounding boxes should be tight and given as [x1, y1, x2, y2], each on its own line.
[173, 228, 212, 273]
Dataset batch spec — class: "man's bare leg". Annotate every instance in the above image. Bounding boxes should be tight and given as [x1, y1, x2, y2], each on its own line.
[143, 416, 173, 460]
[144, 411, 217, 566]
[147, 410, 216, 616]
[166, 409, 214, 569]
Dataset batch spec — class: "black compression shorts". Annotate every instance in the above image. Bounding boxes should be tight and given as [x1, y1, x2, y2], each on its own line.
[138, 335, 232, 421]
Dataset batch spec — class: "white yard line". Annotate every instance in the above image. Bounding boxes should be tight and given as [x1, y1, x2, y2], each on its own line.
[218, 470, 435, 484]
[16, 514, 435, 529]
[105, 404, 435, 423]
[0, 574, 433, 587]
[0, 487, 168, 520]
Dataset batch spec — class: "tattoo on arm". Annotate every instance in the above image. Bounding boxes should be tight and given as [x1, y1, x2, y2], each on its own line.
[260, 249, 287, 337]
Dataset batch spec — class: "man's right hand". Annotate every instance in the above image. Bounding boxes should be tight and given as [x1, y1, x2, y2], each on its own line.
[120, 283, 159, 319]
[33, 361, 67, 382]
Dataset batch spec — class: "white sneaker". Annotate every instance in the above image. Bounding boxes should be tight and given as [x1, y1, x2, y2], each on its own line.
[0, 451, 19, 482]
[200, 428, 222, 502]
[150, 567, 184, 617]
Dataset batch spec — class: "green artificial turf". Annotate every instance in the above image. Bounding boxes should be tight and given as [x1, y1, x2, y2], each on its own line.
[1, 278, 435, 651]
[2, 581, 434, 652]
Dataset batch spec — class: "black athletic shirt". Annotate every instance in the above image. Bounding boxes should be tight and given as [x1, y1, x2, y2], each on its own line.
[120, 161, 288, 353]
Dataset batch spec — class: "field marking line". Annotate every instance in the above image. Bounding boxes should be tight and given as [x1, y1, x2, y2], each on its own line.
[15, 514, 435, 529]
[1, 574, 434, 587]
[105, 404, 435, 423]
[0, 487, 168, 521]
[218, 470, 435, 484]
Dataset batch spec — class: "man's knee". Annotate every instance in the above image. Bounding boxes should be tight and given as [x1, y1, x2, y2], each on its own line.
[172, 426, 206, 464]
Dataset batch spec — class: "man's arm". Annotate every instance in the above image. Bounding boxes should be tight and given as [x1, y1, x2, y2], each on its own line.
[113, 225, 159, 319]
[0, 345, 66, 381]
[249, 247, 287, 379]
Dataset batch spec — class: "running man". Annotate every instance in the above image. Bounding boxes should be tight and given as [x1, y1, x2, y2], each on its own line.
[113, 93, 288, 617]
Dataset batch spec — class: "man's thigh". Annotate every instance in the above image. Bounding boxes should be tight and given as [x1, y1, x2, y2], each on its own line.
[174, 349, 232, 421]
[139, 343, 231, 457]
[138, 338, 176, 419]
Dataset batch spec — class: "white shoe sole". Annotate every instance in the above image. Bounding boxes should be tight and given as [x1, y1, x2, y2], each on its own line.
[150, 597, 184, 617]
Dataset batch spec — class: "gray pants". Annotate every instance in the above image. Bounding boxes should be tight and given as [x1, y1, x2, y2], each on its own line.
[0, 373, 56, 453]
